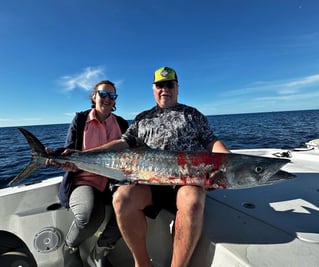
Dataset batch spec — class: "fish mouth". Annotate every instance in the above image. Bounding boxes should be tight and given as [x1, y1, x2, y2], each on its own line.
[264, 170, 296, 184]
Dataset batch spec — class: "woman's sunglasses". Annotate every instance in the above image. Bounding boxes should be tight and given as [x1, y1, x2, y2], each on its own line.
[97, 90, 118, 100]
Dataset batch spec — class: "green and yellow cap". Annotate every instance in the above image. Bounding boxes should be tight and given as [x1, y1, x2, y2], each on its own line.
[153, 67, 178, 83]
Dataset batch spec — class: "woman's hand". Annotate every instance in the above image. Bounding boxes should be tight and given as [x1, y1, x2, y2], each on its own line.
[45, 147, 80, 172]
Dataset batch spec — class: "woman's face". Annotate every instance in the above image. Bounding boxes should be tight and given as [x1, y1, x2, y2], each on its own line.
[93, 83, 117, 116]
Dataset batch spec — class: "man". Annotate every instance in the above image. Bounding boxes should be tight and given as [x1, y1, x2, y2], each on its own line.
[90, 66, 229, 267]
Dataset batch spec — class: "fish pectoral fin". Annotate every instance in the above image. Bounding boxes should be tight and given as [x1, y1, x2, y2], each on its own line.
[102, 167, 127, 182]
[78, 164, 127, 182]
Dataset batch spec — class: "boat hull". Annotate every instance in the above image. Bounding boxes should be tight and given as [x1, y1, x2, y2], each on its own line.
[1, 148, 319, 266]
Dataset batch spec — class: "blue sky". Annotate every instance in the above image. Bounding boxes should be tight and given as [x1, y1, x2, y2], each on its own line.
[1, 0, 319, 127]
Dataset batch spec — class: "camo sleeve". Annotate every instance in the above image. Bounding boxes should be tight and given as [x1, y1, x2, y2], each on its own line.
[122, 119, 139, 147]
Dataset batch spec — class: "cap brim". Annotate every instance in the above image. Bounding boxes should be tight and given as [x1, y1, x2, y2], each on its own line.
[153, 79, 177, 84]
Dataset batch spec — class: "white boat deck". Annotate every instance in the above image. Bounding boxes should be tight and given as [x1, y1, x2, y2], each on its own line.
[200, 148, 319, 266]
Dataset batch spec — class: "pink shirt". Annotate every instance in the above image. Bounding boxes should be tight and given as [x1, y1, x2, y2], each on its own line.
[74, 109, 122, 191]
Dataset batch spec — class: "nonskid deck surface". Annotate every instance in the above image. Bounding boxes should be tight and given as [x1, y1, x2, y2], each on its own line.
[1, 148, 319, 266]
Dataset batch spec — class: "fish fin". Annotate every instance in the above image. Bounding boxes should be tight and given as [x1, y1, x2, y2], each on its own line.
[17, 127, 47, 154]
[8, 128, 47, 186]
[100, 167, 127, 181]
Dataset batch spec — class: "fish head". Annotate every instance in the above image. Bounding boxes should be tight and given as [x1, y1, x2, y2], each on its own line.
[223, 153, 291, 189]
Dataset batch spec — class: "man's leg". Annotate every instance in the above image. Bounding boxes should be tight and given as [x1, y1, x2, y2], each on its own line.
[113, 184, 153, 267]
[171, 186, 206, 267]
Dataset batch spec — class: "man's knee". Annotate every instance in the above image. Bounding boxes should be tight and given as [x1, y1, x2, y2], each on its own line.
[113, 185, 152, 213]
[176, 186, 205, 213]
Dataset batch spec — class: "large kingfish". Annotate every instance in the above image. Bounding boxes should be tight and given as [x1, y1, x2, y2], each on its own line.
[9, 128, 294, 189]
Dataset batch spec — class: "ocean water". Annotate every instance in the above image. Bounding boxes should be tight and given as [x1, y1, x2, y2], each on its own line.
[0, 109, 318, 189]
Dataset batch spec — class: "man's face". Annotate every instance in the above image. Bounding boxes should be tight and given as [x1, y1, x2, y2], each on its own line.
[153, 81, 178, 108]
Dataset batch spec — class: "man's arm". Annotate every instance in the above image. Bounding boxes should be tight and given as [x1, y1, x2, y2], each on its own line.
[207, 140, 230, 153]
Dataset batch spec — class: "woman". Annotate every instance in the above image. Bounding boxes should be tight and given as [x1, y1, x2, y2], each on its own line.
[58, 80, 128, 267]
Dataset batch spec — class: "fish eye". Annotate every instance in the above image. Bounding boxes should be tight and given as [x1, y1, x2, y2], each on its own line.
[254, 166, 264, 174]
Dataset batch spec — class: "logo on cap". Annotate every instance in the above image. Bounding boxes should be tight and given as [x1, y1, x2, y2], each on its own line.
[160, 69, 169, 78]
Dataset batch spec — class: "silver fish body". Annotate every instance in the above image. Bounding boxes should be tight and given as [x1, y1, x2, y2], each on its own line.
[9, 128, 293, 189]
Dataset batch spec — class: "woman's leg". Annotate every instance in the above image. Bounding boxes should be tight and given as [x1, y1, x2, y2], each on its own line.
[66, 185, 105, 247]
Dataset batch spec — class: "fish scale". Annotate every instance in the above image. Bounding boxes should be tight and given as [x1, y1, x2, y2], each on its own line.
[69, 149, 220, 185]
[8, 128, 295, 189]
[117, 150, 222, 186]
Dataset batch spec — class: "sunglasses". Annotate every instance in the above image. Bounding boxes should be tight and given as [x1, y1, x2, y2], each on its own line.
[97, 90, 118, 100]
[154, 81, 176, 89]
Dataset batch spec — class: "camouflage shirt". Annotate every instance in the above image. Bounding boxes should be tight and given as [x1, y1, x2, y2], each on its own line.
[122, 104, 218, 151]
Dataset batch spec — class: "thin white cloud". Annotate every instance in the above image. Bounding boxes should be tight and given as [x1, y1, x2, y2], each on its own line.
[0, 117, 41, 122]
[281, 74, 319, 93]
[64, 112, 76, 117]
[0, 117, 43, 127]
[59, 66, 105, 91]
[221, 74, 319, 97]
[0, 118, 11, 122]
[255, 91, 319, 102]
[200, 74, 319, 115]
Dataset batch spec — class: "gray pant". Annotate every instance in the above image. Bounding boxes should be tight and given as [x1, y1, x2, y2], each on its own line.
[65, 185, 108, 247]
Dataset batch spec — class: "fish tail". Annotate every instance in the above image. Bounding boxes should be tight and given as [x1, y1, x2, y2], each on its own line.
[8, 128, 48, 186]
